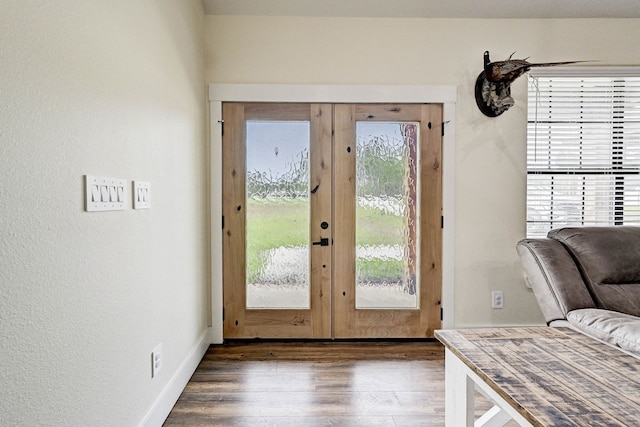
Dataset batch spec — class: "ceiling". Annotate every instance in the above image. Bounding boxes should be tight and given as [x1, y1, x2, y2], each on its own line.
[202, 0, 640, 19]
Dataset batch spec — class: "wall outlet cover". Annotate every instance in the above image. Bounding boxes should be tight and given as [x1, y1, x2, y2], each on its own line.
[151, 343, 162, 378]
[492, 291, 504, 309]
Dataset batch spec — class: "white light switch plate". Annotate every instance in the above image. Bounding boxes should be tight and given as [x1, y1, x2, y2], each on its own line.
[85, 175, 126, 212]
[133, 181, 151, 209]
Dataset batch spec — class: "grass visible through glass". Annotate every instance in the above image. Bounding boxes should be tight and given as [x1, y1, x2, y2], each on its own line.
[245, 121, 310, 309]
[355, 122, 419, 309]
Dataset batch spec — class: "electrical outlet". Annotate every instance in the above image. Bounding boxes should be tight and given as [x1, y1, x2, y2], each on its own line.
[151, 344, 162, 378]
[492, 291, 504, 309]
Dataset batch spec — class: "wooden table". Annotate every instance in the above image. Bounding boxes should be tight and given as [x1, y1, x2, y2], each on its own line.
[435, 327, 640, 426]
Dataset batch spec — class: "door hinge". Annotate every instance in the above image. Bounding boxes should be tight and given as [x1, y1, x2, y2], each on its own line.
[222, 215, 225, 229]
[441, 122, 445, 136]
[441, 216, 444, 229]
[440, 307, 443, 321]
[222, 308, 225, 321]
[218, 119, 224, 136]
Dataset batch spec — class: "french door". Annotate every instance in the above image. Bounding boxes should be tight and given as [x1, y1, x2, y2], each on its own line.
[222, 102, 442, 339]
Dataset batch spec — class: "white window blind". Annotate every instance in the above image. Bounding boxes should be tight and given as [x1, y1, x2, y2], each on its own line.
[527, 68, 640, 237]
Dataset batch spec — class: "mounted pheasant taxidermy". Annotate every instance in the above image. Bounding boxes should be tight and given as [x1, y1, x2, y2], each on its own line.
[475, 51, 585, 117]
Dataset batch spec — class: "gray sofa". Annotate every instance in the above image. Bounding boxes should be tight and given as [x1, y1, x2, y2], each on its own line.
[517, 226, 640, 356]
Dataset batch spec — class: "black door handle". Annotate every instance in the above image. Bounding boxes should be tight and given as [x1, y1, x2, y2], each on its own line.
[312, 238, 329, 246]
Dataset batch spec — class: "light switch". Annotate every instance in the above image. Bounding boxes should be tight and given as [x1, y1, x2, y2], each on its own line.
[100, 185, 109, 202]
[91, 185, 100, 202]
[85, 175, 127, 212]
[133, 181, 151, 209]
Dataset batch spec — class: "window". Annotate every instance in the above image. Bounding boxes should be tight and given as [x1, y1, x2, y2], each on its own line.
[526, 68, 640, 237]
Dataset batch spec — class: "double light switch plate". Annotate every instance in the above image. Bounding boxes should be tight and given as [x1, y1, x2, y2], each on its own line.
[133, 181, 151, 209]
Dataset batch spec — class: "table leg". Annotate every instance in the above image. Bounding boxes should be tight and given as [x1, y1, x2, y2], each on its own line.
[445, 349, 475, 427]
[444, 348, 534, 427]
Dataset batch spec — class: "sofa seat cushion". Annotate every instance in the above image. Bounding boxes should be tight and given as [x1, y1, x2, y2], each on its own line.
[567, 308, 640, 356]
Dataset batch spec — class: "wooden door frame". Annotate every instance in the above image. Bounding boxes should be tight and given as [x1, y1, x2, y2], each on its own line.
[209, 84, 457, 343]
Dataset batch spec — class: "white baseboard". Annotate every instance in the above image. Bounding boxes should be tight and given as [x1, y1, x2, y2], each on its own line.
[139, 327, 213, 427]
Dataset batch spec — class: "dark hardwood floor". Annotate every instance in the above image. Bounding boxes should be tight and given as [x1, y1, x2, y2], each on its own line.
[163, 340, 498, 426]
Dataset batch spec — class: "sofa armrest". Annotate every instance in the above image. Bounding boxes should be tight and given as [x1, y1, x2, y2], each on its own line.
[517, 238, 595, 324]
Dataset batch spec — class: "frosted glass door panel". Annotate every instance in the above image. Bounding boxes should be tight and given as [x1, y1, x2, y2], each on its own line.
[355, 122, 419, 309]
[245, 121, 310, 309]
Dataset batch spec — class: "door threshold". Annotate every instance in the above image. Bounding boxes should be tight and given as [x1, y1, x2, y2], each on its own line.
[221, 337, 439, 344]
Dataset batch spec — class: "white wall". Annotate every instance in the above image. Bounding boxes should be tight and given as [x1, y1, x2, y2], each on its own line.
[0, 1, 208, 426]
[205, 16, 640, 327]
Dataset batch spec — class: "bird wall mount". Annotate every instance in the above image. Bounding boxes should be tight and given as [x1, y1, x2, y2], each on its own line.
[475, 51, 584, 117]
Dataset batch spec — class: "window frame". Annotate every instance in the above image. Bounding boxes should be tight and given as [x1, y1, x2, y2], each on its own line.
[526, 67, 640, 237]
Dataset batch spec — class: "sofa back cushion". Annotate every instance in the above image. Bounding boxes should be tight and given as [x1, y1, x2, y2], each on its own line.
[517, 238, 596, 323]
[549, 227, 640, 316]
